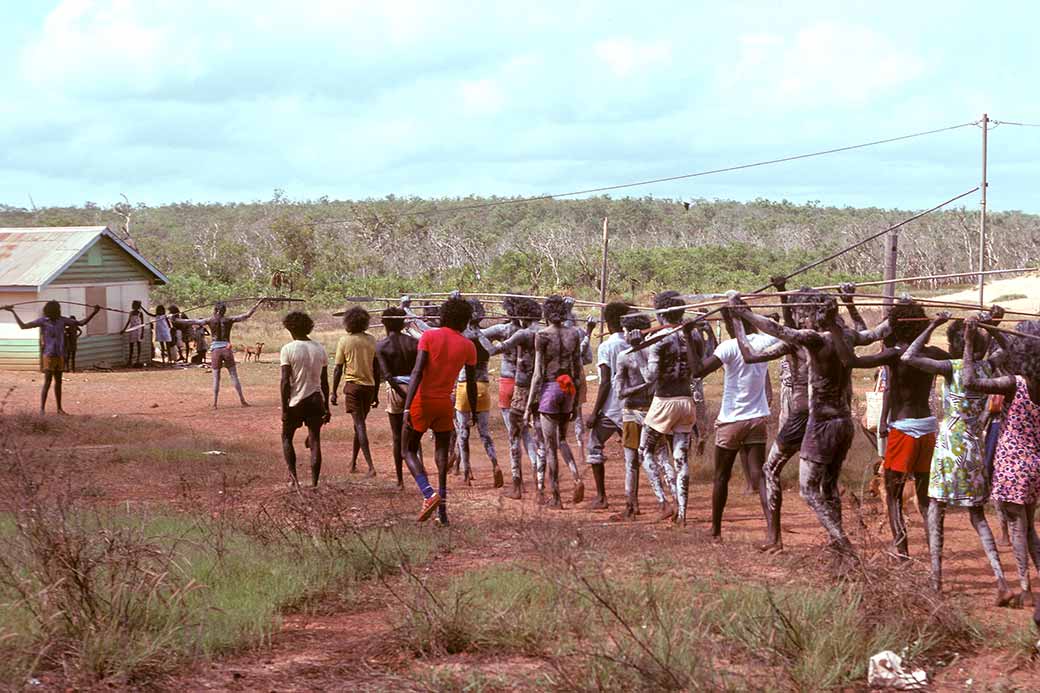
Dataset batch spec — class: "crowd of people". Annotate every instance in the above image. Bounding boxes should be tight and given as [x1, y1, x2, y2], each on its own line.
[5, 284, 1040, 629]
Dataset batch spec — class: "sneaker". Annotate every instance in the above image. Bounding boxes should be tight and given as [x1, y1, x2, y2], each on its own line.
[418, 493, 441, 522]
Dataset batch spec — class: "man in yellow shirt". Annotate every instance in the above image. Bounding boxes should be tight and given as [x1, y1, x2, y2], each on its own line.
[332, 306, 380, 476]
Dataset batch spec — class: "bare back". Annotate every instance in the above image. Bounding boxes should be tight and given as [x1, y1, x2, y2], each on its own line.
[377, 332, 418, 378]
[648, 331, 692, 398]
[535, 324, 582, 381]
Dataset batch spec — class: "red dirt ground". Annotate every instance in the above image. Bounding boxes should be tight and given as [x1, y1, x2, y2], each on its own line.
[3, 360, 1039, 691]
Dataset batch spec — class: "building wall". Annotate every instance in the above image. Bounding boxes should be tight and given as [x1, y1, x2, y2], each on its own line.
[1, 282, 155, 370]
[50, 236, 153, 286]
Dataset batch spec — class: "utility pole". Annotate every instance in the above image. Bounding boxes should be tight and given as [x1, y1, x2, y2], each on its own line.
[978, 113, 989, 307]
[599, 217, 609, 339]
[883, 229, 899, 308]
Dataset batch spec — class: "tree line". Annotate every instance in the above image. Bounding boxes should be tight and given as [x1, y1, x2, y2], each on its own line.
[2, 192, 1036, 307]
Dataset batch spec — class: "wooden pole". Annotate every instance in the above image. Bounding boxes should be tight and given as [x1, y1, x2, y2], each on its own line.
[883, 228, 898, 308]
[979, 113, 989, 306]
[599, 217, 609, 339]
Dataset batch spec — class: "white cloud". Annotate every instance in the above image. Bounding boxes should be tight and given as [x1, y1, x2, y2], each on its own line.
[726, 22, 925, 108]
[459, 79, 506, 116]
[593, 37, 672, 78]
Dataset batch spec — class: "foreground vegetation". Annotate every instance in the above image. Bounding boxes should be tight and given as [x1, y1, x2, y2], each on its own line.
[3, 194, 1036, 308]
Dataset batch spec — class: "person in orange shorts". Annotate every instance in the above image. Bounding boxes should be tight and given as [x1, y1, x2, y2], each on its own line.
[827, 299, 945, 559]
[401, 297, 478, 525]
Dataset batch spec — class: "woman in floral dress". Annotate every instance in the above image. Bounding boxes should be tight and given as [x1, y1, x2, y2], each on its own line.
[902, 312, 1012, 605]
[963, 317, 1040, 611]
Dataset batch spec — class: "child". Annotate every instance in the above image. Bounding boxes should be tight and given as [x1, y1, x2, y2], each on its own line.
[3, 301, 101, 413]
[120, 300, 148, 367]
[154, 305, 173, 365]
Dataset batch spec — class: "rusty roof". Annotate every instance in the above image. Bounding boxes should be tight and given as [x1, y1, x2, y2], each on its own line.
[0, 226, 168, 290]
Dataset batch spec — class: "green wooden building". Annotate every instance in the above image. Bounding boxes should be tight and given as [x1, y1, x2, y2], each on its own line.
[0, 226, 168, 370]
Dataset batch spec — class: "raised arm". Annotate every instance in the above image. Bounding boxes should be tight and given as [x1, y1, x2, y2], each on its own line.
[736, 305, 821, 349]
[827, 320, 899, 369]
[770, 276, 796, 328]
[682, 321, 723, 379]
[733, 314, 795, 363]
[400, 297, 433, 334]
[900, 312, 952, 378]
[77, 305, 102, 326]
[230, 299, 266, 323]
[838, 283, 868, 332]
[2, 306, 33, 330]
[963, 318, 1017, 396]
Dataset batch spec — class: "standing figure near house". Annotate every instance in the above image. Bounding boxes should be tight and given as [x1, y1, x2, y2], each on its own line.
[64, 316, 83, 373]
[3, 301, 101, 414]
[120, 300, 149, 367]
[180, 299, 265, 408]
[153, 305, 173, 365]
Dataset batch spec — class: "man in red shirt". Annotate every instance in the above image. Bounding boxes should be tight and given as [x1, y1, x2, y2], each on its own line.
[402, 297, 478, 524]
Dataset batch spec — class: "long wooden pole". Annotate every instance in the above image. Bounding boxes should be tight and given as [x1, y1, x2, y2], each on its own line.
[979, 113, 989, 306]
[816, 266, 1040, 290]
[883, 228, 898, 308]
[599, 216, 609, 339]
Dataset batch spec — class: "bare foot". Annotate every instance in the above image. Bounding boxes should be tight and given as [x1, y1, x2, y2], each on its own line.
[349, 466, 359, 474]
[588, 496, 608, 510]
[545, 494, 563, 509]
[1023, 591, 1035, 607]
[503, 479, 522, 500]
[756, 541, 784, 554]
[996, 588, 1016, 607]
[656, 502, 674, 522]
[240, 400, 251, 407]
[711, 534, 723, 544]
[56, 408, 69, 416]
[366, 469, 377, 478]
[572, 480, 585, 504]
[493, 467, 504, 489]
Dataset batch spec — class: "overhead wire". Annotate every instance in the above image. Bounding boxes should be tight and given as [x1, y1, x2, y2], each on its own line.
[311, 121, 978, 224]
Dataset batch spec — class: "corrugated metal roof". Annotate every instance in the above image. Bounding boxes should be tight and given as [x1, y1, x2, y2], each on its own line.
[0, 226, 168, 290]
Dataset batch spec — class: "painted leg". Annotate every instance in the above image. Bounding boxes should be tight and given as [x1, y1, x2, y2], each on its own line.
[672, 432, 690, 526]
[884, 469, 910, 559]
[531, 422, 546, 493]
[760, 443, 795, 551]
[540, 415, 563, 508]
[639, 427, 672, 520]
[927, 501, 945, 593]
[477, 411, 503, 488]
[211, 369, 221, 408]
[1004, 503, 1033, 598]
[227, 365, 249, 406]
[504, 411, 524, 499]
[914, 473, 931, 549]
[799, 459, 853, 553]
[455, 410, 473, 484]
[622, 447, 641, 517]
[969, 505, 1013, 605]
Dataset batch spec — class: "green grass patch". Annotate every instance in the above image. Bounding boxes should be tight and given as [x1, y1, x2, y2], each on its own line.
[398, 560, 980, 691]
[0, 509, 433, 685]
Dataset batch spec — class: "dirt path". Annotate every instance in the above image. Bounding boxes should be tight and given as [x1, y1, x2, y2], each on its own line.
[5, 365, 1040, 689]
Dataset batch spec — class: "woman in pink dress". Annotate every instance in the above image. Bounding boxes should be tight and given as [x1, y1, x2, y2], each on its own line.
[963, 317, 1040, 614]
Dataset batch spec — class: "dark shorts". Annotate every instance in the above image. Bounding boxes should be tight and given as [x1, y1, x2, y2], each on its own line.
[210, 346, 235, 370]
[40, 355, 65, 373]
[800, 414, 855, 465]
[776, 409, 810, 451]
[342, 382, 377, 414]
[539, 380, 575, 415]
[283, 391, 325, 435]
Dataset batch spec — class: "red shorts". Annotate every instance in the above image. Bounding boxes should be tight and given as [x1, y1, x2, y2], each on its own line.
[409, 397, 455, 434]
[498, 377, 515, 409]
[883, 428, 936, 474]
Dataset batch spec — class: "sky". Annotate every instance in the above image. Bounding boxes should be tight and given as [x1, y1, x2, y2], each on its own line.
[1, 1, 1039, 211]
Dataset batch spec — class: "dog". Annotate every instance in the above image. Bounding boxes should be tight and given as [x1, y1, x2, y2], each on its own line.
[244, 342, 265, 362]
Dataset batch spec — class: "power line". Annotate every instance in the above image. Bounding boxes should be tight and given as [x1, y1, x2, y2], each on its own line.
[992, 120, 1040, 127]
[311, 121, 977, 224]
